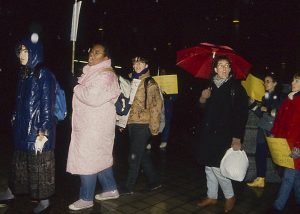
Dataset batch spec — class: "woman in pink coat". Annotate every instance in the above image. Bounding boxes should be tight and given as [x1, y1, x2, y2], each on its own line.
[67, 43, 121, 211]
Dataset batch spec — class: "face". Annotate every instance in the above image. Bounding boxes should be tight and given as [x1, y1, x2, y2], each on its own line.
[19, 45, 28, 65]
[291, 77, 300, 92]
[88, 44, 108, 66]
[264, 76, 277, 92]
[214, 59, 231, 80]
[133, 61, 148, 73]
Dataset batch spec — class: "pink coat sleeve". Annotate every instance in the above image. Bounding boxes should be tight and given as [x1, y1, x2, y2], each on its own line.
[74, 71, 120, 107]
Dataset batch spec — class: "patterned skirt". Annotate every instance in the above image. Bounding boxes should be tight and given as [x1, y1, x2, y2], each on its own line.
[10, 150, 55, 200]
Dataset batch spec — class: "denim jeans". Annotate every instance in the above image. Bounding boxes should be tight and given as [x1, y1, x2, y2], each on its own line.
[255, 128, 270, 177]
[205, 166, 234, 199]
[79, 167, 117, 201]
[273, 168, 300, 210]
[126, 124, 159, 191]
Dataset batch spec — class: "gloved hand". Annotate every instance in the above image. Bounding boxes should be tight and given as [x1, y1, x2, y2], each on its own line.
[289, 147, 300, 159]
[34, 134, 48, 155]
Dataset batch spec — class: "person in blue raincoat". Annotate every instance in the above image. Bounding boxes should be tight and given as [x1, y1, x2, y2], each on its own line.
[10, 37, 57, 213]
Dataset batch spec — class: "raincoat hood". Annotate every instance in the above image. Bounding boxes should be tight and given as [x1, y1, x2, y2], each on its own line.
[16, 38, 44, 69]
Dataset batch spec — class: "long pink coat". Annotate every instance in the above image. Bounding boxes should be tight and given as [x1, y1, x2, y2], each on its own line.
[66, 59, 120, 175]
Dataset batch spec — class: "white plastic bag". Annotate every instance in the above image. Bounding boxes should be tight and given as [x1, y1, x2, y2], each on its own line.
[220, 148, 249, 182]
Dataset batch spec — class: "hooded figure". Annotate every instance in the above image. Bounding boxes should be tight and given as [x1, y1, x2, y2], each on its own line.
[11, 38, 57, 213]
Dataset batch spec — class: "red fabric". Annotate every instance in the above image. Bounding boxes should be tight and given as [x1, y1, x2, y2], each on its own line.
[272, 95, 300, 169]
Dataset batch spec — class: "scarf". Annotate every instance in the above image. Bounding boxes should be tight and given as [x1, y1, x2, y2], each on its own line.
[132, 68, 149, 80]
[213, 75, 232, 88]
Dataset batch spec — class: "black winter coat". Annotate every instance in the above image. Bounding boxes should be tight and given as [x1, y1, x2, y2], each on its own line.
[196, 77, 248, 167]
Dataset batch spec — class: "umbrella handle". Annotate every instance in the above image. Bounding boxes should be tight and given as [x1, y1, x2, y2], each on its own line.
[213, 52, 216, 58]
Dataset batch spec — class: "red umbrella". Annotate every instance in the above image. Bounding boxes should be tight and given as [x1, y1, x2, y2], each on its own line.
[176, 43, 252, 79]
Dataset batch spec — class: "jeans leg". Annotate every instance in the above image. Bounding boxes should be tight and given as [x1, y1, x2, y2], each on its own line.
[126, 124, 149, 191]
[293, 170, 300, 205]
[141, 148, 159, 185]
[97, 167, 117, 192]
[79, 174, 97, 201]
[205, 166, 218, 199]
[255, 128, 268, 177]
[274, 168, 296, 210]
[212, 167, 234, 199]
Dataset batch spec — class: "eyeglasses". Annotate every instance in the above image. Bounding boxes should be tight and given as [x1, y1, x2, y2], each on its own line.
[217, 64, 230, 69]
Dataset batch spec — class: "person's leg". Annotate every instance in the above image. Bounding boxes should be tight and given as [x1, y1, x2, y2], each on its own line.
[212, 167, 235, 212]
[273, 168, 296, 211]
[293, 170, 300, 206]
[79, 174, 97, 201]
[205, 166, 219, 199]
[125, 124, 148, 191]
[68, 174, 96, 211]
[255, 129, 268, 177]
[212, 167, 234, 199]
[197, 166, 218, 207]
[95, 167, 119, 200]
[97, 167, 118, 192]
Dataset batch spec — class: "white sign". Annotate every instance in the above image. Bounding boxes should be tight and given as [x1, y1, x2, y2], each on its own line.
[70, 1, 82, 41]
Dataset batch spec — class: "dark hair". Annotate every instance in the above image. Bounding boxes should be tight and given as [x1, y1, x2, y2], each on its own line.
[264, 72, 278, 83]
[211, 55, 233, 78]
[131, 56, 149, 64]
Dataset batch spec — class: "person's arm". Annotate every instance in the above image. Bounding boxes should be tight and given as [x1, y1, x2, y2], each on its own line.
[148, 83, 163, 135]
[38, 70, 56, 136]
[74, 71, 120, 107]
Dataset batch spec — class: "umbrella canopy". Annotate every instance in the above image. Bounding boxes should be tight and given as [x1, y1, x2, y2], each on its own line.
[176, 43, 252, 80]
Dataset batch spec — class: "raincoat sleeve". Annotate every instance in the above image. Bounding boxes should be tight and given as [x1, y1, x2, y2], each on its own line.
[74, 71, 120, 107]
[147, 83, 163, 135]
[231, 83, 249, 140]
[39, 70, 56, 135]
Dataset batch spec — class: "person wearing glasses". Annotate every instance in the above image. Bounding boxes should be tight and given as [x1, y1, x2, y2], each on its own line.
[196, 55, 248, 213]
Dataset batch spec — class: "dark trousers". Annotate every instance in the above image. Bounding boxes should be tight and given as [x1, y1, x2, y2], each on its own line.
[255, 128, 270, 177]
[126, 124, 159, 191]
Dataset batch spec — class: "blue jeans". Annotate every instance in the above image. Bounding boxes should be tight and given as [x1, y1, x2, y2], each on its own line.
[273, 168, 300, 210]
[126, 124, 159, 191]
[79, 167, 117, 201]
[255, 128, 270, 177]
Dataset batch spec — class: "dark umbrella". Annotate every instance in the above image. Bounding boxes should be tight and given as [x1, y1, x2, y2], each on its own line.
[176, 43, 252, 79]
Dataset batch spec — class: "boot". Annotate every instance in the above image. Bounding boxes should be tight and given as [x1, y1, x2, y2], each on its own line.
[197, 198, 217, 207]
[247, 177, 265, 188]
[224, 196, 236, 212]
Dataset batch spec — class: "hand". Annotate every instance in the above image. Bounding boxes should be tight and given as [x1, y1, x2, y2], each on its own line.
[119, 127, 124, 132]
[231, 138, 241, 151]
[261, 106, 267, 112]
[34, 134, 48, 155]
[249, 98, 255, 104]
[199, 88, 211, 103]
[289, 147, 300, 159]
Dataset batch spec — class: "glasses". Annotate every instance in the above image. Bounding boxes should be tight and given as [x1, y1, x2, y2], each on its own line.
[217, 64, 230, 69]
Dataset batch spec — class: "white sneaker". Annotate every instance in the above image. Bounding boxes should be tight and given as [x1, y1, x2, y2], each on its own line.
[68, 199, 94, 211]
[146, 144, 151, 150]
[95, 190, 120, 201]
[160, 142, 167, 149]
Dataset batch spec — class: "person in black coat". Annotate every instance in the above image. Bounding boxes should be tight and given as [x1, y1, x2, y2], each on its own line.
[196, 55, 248, 213]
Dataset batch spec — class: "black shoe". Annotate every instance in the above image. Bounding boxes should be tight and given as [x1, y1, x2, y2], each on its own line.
[119, 186, 134, 196]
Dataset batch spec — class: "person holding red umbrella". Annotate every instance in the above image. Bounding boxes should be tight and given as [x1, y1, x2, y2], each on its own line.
[196, 55, 248, 212]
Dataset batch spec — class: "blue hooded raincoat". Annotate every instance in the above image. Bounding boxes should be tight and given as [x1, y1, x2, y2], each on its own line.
[13, 38, 56, 153]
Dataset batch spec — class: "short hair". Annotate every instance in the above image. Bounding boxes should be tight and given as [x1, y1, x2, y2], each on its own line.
[211, 55, 233, 78]
[293, 72, 300, 79]
[265, 72, 279, 83]
[132, 56, 148, 64]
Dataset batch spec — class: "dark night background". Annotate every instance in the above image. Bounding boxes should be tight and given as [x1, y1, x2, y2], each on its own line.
[0, 0, 300, 147]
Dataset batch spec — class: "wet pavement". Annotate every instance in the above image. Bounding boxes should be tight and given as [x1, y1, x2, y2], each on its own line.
[0, 121, 299, 214]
